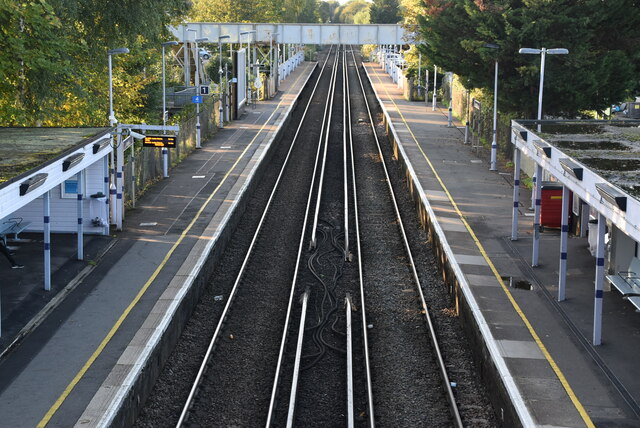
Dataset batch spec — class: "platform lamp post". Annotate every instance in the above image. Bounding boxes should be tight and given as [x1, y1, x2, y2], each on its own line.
[240, 30, 257, 105]
[107, 47, 129, 227]
[161, 41, 178, 178]
[484, 43, 500, 171]
[108, 48, 129, 127]
[270, 32, 280, 93]
[194, 36, 208, 148]
[519, 47, 569, 208]
[218, 34, 231, 128]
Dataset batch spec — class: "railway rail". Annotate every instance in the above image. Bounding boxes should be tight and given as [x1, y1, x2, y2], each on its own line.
[135, 46, 496, 428]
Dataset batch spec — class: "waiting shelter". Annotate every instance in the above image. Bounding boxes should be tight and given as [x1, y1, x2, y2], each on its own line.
[510, 120, 640, 345]
[0, 128, 113, 294]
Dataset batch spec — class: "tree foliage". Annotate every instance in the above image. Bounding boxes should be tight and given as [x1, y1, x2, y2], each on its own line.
[336, 0, 370, 23]
[370, 0, 400, 24]
[0, 0, 189, 127]
[418, 0, 640, 117]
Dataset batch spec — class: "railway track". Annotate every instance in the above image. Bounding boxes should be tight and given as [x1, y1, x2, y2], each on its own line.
[135, 46, 496, 428]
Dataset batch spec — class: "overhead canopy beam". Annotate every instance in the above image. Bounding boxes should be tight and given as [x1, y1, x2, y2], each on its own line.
[171, 23, 410, 45]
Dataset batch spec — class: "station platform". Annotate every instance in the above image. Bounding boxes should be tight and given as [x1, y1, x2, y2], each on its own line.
[0, 62, 316, 427]
[364, 62, 640, 427]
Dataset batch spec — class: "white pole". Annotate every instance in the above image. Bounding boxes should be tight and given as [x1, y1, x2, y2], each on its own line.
[558, 185, 569, 301]
[432, 65, 437, 111]
[532, 163, 542, 266]
[219, 38, 224, 128]
[447, 73, 453, 127]
[162, 44, 169, 177]
[195, 38, 201, 149]
[43, 191, 51, 291]
[108, 54, 114, 126]
[593, 212, 606, 346]
[537, 48, 546, 132]
[490, 60, 498, 170]
[77, 170, 84, 260]
[511, 148, 521, 241]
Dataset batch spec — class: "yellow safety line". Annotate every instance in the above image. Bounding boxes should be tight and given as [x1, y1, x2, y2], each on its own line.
[38, 67, 310, 427]
[370, 65, 595, 428]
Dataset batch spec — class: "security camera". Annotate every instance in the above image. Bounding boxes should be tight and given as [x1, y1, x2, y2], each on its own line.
[130, 130, 145, 140]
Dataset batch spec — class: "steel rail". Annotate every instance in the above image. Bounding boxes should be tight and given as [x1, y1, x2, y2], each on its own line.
[345, 47, 376, 426]
[285, 289, 310, 428]
[345, 293, 355, 428]
[175, 45, 336, 428]
[310, 45, 341, 249]
[265, 47, 341, 427]
[343, 48, 350, 260]
[349, 47, 463, 427]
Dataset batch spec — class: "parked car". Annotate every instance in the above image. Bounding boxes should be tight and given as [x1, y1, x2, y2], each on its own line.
[199, 48, 211, 60]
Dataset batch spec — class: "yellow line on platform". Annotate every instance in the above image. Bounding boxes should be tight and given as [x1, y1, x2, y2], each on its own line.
[369, 64, 594, 428]
[38, 68, 309, 427]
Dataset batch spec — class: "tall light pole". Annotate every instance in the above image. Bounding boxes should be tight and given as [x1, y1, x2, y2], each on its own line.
[107, 47, 128, 227]
[161, 41, 178, 178]
[194, 36, 208, 149]
[270, 32, 279, 94]
[518, 47, 569, 129]
[240, 30, 257, 105]
[432, 64, 438, 111]
[218, 34, 231, 128]
[519, 46, 569, 208]
[484, 43, 500, 171]
[108, 48, 129, 126]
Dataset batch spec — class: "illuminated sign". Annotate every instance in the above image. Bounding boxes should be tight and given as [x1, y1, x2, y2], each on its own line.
[143, 135, 177, 148]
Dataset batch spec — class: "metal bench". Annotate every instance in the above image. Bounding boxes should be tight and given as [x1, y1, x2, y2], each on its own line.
[606, 259, 640, 311]
[0, 218, 32, 246]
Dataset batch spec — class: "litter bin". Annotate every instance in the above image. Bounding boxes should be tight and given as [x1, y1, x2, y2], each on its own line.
[540, 181, 571, 229]
[89, 192, 107, 228]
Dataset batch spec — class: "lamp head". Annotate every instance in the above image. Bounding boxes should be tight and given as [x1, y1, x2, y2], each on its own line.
[108, 47, 129, 55]
[162, 41, 179, 47]
[547, 48, 569, 55]
[519, 47, 541, 54]
[196, 37, 208, 43]
[483, 43, 500, 49]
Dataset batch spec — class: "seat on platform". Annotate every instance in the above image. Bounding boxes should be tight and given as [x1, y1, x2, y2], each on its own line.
[607, 258, 640, 311]
[0, 217, 31, 245]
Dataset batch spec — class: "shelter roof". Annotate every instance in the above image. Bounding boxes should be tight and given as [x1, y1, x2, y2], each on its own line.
[0, 128, 109, 185]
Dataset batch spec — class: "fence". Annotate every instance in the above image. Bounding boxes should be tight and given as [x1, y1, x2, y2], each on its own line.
[122, 99, 220, 208]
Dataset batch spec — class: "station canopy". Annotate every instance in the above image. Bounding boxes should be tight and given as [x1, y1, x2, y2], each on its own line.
[171, 23, 410, 45]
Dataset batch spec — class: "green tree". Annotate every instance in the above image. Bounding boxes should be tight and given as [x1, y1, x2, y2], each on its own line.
[369, 0, 400, 24]
[318, 0, 340, 23]
[418, 0, 640, 117]
[336, 0, 370, 23]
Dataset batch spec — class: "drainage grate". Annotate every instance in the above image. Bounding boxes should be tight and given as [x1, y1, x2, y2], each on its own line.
[501, 276, 533, 290]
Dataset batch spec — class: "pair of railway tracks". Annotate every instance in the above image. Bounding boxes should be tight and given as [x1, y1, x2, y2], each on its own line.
[154, 46, 464, 427]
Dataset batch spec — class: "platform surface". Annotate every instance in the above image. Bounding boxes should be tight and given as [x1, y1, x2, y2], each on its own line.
[0, 62, 315, 427]
[365, 61, 640, 427]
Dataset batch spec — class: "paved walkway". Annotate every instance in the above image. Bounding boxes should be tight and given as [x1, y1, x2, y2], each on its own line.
[365, 61, 640, 427]
[0, 62, 315, 428]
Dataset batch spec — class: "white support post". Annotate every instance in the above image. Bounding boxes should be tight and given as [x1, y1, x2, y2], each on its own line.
[530, 172, 536, 210]
[109, 149, 116, 224]
[44, 191, 51, 291]
[432, 65, 438, 111]
[77, 170, 84, 261]
[116, 129, 124, 231]
[558, 185, 569, 301]
[131, 143, 137, 207]
[103, 156, 110, 235]
[580, 200, 589, 238]
[532, 164, 542, 266]
[593, 212, 606, 346]
[511, 148, 521, 241]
